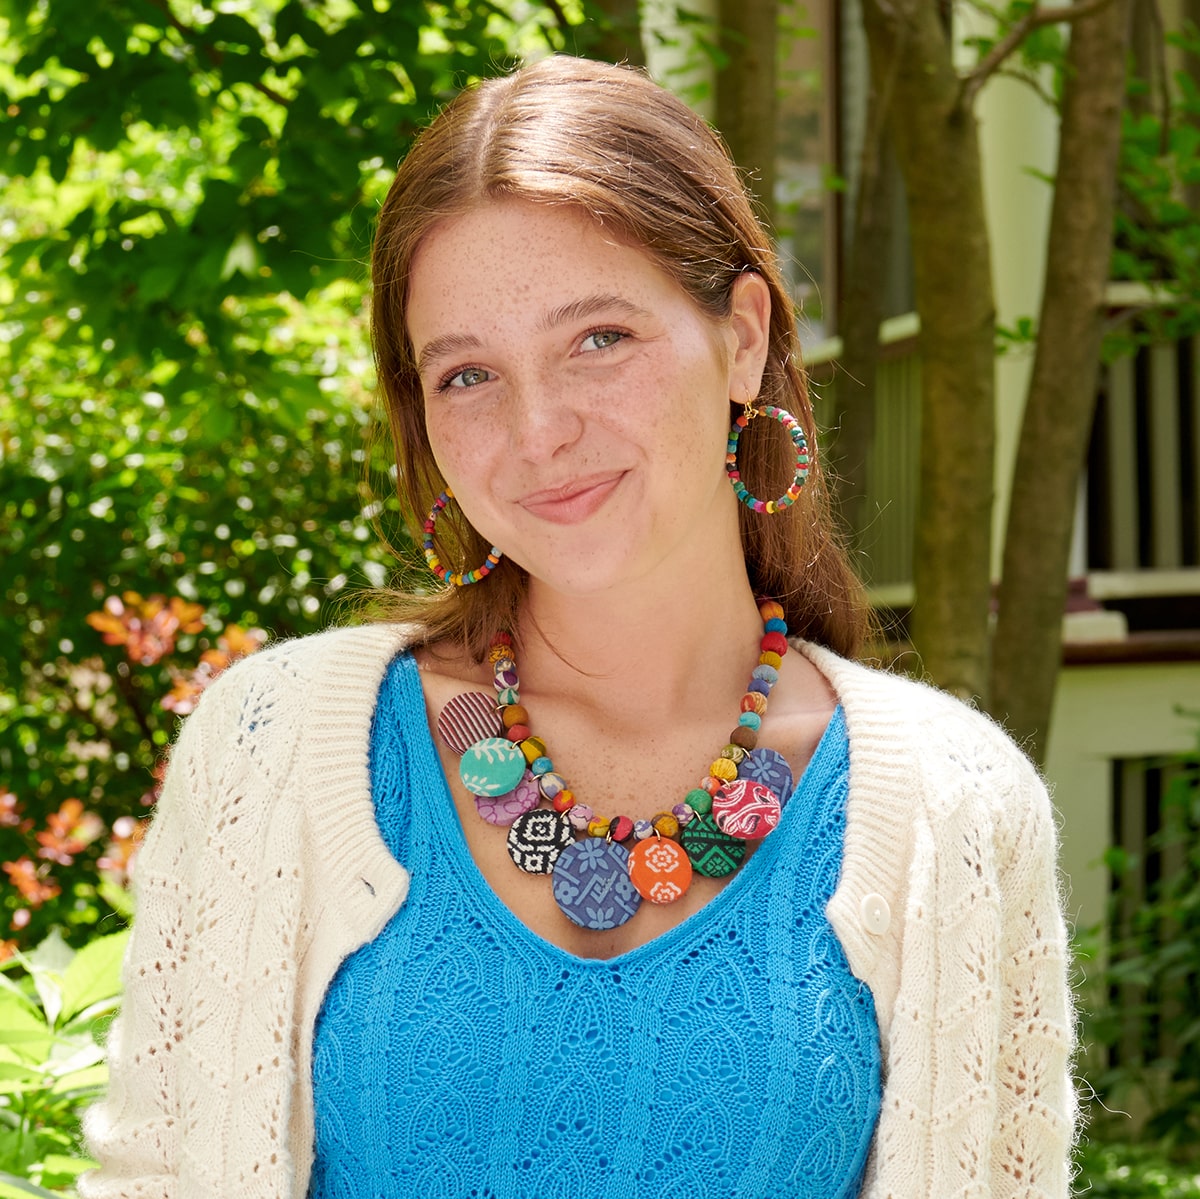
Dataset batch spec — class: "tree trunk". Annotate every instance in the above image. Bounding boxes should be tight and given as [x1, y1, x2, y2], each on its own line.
[716, 0, 778, 230]
[991, 0, 1134, 762]
[862, 0, 996, 701]
[831, 52, 897, 546]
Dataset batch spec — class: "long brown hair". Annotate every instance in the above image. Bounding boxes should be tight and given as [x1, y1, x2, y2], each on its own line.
[369, 55, 869, 659]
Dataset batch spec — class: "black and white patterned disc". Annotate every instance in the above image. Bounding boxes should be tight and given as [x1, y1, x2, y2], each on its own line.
[741, 747, 794, 809]
[506, 809, 573, 875]
[551, 839, 641, 930]
[437, 691, 503, 755]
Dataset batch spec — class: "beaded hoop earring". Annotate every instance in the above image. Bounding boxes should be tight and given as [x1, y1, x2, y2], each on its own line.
[725, 400, 811, 514]
[422, 488, 503, 586]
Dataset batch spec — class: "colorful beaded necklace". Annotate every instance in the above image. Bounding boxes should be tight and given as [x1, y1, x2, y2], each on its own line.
[436, 599, 795, 931]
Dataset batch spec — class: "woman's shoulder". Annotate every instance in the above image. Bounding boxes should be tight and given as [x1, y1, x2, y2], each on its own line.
[800, 640, 1040, 779]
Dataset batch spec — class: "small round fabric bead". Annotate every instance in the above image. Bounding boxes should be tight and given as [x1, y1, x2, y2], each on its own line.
[492, 657, 516, 676]
[700, 776, 723, 796]
[760, 631, 789, 657]
[752, 664, 779, 685]
[719, 744, 747, 764]
[609, 814, 635, 843]
[551, 788, 576, 812]
[685, 788, 714, 816]
[568, 803, 594, 832]
[671, 802, 695, 826]
[501, 704, 528, 728]
[520, 736, 547, 764]
[633, 819, 654, 840]
[759, 650, 782, 670]
[730, 726, 758, 750]
[763, 617, 787, 634]
[746, 678, 771, 697]
[738, 711, 762, 731]
[493, 667, 519, 690]
[757, 600, 785, 622]
[495, 686, 520, 706]
[740, 692, 768, 716]
[530, 756, 554, 776]
[488, 644, 513, 663]
[505, 724, 531, 743]
[587, 818, 610, 838]
[652, 812, 680, 838]
[709, 757, 738, 782]
[538, 770, 567, 799]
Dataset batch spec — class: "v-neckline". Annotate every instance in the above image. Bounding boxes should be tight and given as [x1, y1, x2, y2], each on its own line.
[395, 652, 845, 968]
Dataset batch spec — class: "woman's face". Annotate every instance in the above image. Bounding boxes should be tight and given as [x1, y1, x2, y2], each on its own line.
[406, 200, 770, 596]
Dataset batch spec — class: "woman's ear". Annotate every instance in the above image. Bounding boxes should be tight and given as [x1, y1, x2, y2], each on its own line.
[726, 271, 772, 401]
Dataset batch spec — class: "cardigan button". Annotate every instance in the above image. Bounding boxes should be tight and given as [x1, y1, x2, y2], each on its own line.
[860, 893, 891, 935]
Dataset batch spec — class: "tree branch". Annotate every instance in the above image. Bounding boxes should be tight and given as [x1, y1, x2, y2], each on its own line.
[144, 0, 291, 109]
[958, 0, 1118, 110]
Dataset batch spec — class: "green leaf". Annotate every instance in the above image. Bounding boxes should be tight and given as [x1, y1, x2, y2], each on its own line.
[58, 929, 128, 1026]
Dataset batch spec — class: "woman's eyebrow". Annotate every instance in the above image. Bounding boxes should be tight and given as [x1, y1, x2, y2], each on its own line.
[537, 294, 653, 332]
[415, 332, 482, 377]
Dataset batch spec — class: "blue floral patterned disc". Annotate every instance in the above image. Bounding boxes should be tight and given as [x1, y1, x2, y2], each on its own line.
[459, 737, 527, 797]
[741, 747, 794, 809]
[551, 839, 641, 929]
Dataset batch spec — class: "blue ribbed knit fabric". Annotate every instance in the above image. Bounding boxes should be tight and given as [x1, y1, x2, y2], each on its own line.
[310, 653, 881, 1199]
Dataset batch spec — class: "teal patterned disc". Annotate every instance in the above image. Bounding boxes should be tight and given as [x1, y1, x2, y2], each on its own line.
[459, 737, 527, 797]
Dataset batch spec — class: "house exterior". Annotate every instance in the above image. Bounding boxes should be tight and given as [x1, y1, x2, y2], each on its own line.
[645, 0, 1200, 944]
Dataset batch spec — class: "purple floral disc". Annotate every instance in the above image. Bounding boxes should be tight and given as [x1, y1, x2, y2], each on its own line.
[437, 691, 503, 755]
[740, 748, 794, 809]
[474, 770, 540, 827]
[551, 839, 640, 930]
[712, 778, 781, 840]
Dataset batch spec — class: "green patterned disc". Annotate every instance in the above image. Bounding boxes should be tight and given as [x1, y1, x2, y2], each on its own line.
[679, 813, 747, 878]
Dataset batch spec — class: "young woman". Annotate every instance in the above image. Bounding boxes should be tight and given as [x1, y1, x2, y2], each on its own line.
[82, 56, 1076, 1199]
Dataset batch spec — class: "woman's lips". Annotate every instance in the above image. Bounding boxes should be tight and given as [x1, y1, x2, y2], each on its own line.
[518, 472, 626, 525]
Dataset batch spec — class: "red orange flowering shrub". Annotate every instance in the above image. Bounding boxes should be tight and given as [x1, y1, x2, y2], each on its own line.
[0, 596, 264, 958]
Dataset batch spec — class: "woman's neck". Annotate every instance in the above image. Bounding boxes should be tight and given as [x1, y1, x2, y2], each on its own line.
[516, 566, 767, 722]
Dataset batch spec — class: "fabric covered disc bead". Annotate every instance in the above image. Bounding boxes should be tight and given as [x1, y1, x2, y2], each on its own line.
[459, 737, 527, 797]
[741, 748, 794, 809]
[680, 814, 747, 877]
[507, 809, 573, 874]
[712, 777, 781, 840]
[629, 837, 694, 905]
[474, 770, 540, 826]
[551, 839, 640, 929]
[437, 691, 503, 756]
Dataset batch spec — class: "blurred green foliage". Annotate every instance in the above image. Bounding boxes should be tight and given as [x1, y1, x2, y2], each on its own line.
[0, 0, 589, 949]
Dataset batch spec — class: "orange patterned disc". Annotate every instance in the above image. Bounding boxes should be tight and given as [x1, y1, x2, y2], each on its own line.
[628, 837, 694, 905]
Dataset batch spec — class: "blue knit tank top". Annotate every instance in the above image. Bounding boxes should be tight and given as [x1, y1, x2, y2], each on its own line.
[310, 653, 880, 1199]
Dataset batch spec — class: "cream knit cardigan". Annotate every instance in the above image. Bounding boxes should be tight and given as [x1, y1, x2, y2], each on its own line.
[81, 624, 1076, 1199]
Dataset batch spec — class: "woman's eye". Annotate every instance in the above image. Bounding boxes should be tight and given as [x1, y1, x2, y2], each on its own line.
[580, 329, 625, 352]
[440, 366, 492, 391]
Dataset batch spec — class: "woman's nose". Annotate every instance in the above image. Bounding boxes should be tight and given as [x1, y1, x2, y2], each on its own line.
[508, 374, 585, 462]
